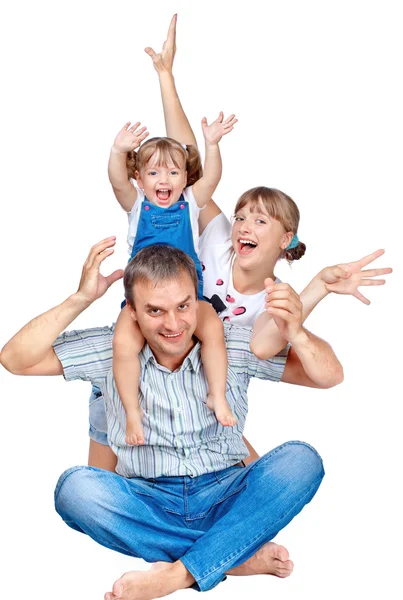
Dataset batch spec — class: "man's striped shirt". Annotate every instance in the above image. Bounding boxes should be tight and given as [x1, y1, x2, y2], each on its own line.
[53, 323, 288, 479]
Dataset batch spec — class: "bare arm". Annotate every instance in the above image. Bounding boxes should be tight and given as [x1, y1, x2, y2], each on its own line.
[108, 122, 149, 212]
[198, 199, 222, 235]
[0, 238, 123, 376]
[192, 113, 237, 208]
[252, 282, 343, 388]
[281, 332, 343, 388]
[145, 14, 197, 146]
[251, 250, 393, 359]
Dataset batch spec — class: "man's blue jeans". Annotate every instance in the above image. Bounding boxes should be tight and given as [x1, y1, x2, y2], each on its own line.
[55, 441, 324, 591]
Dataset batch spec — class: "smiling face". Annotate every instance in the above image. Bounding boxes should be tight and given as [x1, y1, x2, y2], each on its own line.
[231, 200, 293, 270]
[136, 153, 188, 209]
[129, 273, 198, 370]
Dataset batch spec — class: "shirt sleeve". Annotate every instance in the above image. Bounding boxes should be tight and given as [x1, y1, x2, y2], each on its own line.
[183, 185, 202, 213]
[199, 212, 232, 251]
[224, 323, 289, 382]
[52, 325, 114, 385]
[127, 183, 143, 254]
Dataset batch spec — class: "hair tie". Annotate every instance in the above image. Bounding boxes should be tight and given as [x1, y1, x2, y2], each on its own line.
[286, 234, 299, 250]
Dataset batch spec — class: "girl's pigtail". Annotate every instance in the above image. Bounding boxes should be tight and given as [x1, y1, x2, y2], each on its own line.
[126, 150, 138, 180]
[184, 144, 203, 186]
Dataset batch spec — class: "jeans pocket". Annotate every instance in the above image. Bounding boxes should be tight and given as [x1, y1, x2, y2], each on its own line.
[151, 215, 180, 228]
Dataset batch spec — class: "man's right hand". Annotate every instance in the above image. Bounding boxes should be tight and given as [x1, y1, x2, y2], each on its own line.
[75, 237, 124, 306]
[144, 14, 177, 74]
[264, 278, 305, 345]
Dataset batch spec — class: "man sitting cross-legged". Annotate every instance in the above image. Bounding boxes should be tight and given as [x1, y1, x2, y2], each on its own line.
[0, 237, 343, 599]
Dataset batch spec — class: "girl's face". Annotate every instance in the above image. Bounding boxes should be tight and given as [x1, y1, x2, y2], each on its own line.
[136, 154, 187, 209]
[231, 200, 293, 269]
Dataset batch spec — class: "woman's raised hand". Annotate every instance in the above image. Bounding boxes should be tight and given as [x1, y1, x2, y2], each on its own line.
[201, 112, 237, 145]
[321, 249, 392, 304]
[112, 122, 149, 154]
[145, 14, 177, 74]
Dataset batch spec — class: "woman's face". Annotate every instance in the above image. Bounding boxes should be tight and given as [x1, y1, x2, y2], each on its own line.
[231, 200, 293, 270]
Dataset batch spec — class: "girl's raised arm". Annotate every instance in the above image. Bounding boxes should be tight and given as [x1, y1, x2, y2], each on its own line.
[108, 122, 148, 212]
[145, 14, 197, 147]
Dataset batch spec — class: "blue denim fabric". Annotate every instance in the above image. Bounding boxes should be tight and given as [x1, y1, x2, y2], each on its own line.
[55, 441, 324, 591]
[130, 197, 204, 299]
[88, 384, 108, 445]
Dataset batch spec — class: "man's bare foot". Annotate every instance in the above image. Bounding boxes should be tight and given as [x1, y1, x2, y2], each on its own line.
[104, 560, 194, 600]
[207, 394, 237, 426]
[125, 407, 144, 445]
[226, 542, 294, 578]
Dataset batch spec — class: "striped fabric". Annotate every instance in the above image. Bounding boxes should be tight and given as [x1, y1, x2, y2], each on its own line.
[54, 323, 289, 478]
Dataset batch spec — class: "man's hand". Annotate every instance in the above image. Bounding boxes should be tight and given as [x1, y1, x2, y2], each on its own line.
[112, 122, 149, 154]
[264, 278, 304, 344]
[75, 237, 124, 306]
[321, 249, 392, 305]
[145, 14, 177, 74]
[201, 112, 237, 145]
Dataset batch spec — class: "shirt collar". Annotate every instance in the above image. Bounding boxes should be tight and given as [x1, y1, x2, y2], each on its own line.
[141, 339, 202, 373]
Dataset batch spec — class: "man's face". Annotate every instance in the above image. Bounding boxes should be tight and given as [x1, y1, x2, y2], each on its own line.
[129, 274, 198, 368]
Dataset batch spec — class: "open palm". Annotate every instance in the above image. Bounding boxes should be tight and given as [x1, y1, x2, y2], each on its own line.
[113, 122, 149, 153]
[201, 112, 237, 144]
[322, 249, 392, 304]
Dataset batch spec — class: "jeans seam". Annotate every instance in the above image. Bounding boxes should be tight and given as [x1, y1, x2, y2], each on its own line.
[184, 483, 247, 521]
[192, 469, 324, 589]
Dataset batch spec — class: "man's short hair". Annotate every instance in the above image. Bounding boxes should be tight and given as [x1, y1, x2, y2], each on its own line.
[124, 244, 199, 308]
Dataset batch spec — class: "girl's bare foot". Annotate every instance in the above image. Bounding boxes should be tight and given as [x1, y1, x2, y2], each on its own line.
[226, 542, 294, 578]
[125, 407, 145, 445]
[207, 394, 237, 426]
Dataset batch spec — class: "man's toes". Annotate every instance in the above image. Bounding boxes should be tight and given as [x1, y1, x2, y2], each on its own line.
[275, 544, 289, 561]
[277, 559, 294, 577]
[112, 579, 124, 597]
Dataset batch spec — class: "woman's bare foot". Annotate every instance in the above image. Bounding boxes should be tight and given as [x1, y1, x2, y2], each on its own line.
[104, 560, 194, 600]
[125, 407, 144, 445]
[207, 394, 237, 426]
[226, 542, 294, 578]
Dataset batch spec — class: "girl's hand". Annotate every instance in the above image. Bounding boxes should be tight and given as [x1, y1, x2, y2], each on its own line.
[201, 112, 237, 145]
[144, 14, 177, 74]
[112, 122, 149, 154]
[321, 249, 392, 304]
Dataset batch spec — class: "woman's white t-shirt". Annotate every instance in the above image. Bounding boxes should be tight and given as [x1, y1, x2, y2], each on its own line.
[199, 213, 280, 326]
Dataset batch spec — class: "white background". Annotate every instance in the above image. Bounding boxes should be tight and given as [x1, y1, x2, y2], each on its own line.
[0, 1, 401, 598]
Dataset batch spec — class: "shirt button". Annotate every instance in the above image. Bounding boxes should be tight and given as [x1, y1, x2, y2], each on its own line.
[180, 204, 185, 209]
[145, 205, 150, 211]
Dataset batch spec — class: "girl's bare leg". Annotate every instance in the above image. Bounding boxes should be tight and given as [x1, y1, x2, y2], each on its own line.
[196, 301, 237, 426]
[113, 306, 145, 445]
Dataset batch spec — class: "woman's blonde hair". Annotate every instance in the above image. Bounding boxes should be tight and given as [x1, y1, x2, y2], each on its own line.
[234, 186, 306, 261]
[126, 137, 203, 187]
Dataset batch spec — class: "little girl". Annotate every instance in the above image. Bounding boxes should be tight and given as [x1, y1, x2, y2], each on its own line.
[109, 114, 237, 444]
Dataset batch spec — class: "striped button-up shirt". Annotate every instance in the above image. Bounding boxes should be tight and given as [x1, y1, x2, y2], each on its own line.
[54, 323, 288, 478]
